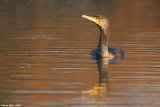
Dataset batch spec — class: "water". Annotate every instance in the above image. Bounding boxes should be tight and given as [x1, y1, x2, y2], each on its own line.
[0, 0, 160, 107]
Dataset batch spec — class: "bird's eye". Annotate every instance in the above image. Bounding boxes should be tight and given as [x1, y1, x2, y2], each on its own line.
[95, 17, 99, 19]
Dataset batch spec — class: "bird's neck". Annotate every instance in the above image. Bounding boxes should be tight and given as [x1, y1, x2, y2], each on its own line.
[98, 28, 110, 57]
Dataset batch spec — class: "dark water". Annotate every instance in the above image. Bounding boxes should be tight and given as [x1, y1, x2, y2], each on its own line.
[0, 0, 160, 107]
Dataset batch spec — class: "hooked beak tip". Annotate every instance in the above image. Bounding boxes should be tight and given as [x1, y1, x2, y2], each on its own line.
[82, 15, 87, 18]
[82, 15, 94, 21]
[82, 14, 99, 25]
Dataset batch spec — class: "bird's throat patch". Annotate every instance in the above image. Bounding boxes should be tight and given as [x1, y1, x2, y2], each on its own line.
[94, 18, 100, 24]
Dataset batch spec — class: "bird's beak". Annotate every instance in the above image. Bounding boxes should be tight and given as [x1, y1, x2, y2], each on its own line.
[82, 15, 99, 25]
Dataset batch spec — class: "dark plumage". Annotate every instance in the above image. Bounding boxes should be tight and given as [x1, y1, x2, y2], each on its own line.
[82, 15, 124, 59]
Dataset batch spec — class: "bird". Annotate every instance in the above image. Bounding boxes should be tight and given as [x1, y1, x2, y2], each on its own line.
[82, 15, 124, 59]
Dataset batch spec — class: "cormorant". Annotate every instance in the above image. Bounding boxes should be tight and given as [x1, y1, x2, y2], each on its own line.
[82, 15, 124, 58]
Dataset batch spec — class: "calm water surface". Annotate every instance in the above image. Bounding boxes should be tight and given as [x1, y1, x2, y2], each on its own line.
[0, 0, 160, 107]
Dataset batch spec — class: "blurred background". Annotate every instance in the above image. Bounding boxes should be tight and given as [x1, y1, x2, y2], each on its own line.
[0, 0, 160, 107]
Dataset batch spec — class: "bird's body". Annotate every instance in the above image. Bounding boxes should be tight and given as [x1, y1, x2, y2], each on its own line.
[82, 15, 124, 59]
[91, 47, 124, 59]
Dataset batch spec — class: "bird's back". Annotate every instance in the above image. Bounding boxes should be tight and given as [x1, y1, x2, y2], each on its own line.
[91, 47, 124, 59]
[108, 47, 124, 58]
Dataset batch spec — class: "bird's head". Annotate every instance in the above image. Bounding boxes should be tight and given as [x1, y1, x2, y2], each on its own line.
[82, 15, 109, 30]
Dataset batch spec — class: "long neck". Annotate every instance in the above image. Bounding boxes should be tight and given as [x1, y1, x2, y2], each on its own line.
[98, 28, 110, 57]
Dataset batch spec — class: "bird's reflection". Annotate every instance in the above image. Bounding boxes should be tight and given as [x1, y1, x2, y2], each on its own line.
[81, 57, 123, 104]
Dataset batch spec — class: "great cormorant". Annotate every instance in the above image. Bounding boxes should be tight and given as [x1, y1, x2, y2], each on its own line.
[82, 15, 124, 58]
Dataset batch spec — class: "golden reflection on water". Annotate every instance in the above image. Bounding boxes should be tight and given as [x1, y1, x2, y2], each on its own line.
[81, 57, 122, 105]
[82, 58, 109, 105]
